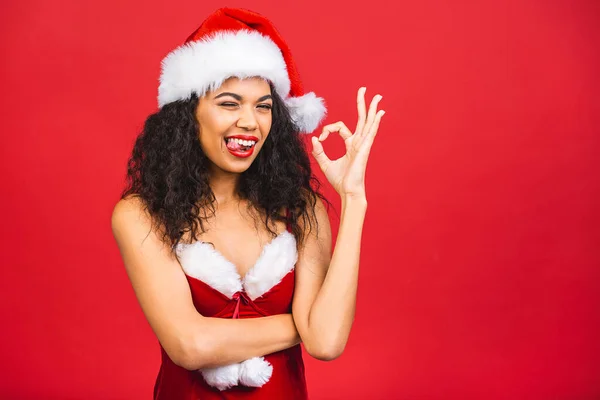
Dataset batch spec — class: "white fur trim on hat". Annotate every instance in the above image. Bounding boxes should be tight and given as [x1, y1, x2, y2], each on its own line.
[285, 92, 327, 133]
[158, 30, 326, 133]
[158, 30, 290, 107]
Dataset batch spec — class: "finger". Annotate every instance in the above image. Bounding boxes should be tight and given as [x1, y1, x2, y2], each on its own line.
[357, 110, 385, 150]
[354, 87, 367, 135]
[311, 136, 331, 171]
[363, 94, 383, 136]
[319, 121, 353, 141]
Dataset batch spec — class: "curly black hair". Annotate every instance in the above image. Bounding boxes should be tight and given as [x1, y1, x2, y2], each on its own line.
[121, 83, 329, 253]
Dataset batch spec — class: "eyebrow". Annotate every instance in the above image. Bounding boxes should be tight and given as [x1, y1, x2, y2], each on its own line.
[214, 92, 272, 102]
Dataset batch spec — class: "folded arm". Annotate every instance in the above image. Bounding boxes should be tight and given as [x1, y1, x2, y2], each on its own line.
[111, 196, 300, 370]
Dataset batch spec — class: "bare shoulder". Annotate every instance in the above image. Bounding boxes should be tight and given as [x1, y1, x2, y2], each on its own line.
[111, 195, 154, 238]
[112, 195, 148, 228]
[110, 194, 172, 259]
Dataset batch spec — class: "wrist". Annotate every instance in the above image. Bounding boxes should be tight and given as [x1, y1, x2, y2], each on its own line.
[341, 194, 368, 209]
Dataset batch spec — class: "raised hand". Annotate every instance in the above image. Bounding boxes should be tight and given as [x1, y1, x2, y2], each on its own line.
[311, 87, 385, 199]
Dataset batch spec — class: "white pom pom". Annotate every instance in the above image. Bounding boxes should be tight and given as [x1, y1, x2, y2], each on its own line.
[239, 357, 273, 387]
[200, 363, 240, 391]
[285, 92, 327, 133]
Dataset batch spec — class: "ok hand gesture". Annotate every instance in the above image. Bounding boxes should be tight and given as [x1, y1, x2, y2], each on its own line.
[311, 87, 385, 200]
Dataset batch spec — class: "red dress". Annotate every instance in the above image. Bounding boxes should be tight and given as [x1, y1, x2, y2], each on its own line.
[153, 229, 308, 400]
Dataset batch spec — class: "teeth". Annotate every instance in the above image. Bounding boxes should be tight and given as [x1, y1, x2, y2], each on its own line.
[227, 138, 256, 146]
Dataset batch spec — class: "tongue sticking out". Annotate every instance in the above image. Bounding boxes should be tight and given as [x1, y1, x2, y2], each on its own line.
[226, 139, 251, 152]
[226, 140, 243, 151]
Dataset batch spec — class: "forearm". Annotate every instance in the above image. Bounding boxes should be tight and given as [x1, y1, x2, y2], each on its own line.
[305, 195, 366, 357]
[179, 313, 300, 370]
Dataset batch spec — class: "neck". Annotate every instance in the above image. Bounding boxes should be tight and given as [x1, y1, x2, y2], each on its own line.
[208, 165, 242, 205]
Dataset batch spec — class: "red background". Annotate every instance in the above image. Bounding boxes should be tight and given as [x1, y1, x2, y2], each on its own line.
[1, 0, 599, 399]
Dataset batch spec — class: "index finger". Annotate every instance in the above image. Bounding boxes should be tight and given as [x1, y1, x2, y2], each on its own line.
[354, 87, 367, 135]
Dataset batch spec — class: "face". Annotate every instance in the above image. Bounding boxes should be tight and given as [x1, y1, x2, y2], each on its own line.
[195, 77, 273, 174]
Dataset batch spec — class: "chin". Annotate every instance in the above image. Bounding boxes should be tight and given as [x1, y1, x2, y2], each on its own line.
[215, 152, 261, 174]
[224, 161, 254, 174]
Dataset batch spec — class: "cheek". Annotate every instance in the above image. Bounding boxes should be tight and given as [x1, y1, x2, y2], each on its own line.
[197, 111, 232, 149]
[203, 108, 231, 132]
[198, 132, 222, 153]
[259, 113, 273, 133]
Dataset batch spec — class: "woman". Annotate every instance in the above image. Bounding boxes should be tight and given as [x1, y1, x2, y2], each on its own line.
[112, 7, 384, 399]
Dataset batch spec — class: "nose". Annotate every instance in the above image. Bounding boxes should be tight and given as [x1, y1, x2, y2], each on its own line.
[236, 105, 258, 131]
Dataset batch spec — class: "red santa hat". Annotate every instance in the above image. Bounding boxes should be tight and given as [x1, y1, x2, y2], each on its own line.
[158, 7, 326, 133]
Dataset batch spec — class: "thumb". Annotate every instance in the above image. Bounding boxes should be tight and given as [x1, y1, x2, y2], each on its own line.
[311, 136, 330, 170]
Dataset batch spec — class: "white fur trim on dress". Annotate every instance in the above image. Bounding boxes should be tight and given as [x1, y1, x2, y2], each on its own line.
[239, 357, 273, 387]
[200, 363, 240, 391]
[199, 357, 272, 391]
[177, 230, 297, 300]
[176, 241, 243, 298]
[243, 231, 298, 300]
[177, 231, 296, 390]
[285, 92, 327, 133]
[158, 30, 290, 107]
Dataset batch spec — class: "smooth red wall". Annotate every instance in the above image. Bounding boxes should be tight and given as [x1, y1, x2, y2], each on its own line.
[1, 0, 599, 399]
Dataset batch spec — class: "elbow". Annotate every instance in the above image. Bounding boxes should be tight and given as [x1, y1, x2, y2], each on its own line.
[301, 324, 350, 361]
[308, 346, 345, 361]
[305, 340, 346, 361]
[173, 351, 202, 371]
[169, 332, 213, 370]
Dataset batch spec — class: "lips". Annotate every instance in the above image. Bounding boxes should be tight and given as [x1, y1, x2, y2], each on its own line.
[226, 135, 259, 142]
[224, 135, 259, 158]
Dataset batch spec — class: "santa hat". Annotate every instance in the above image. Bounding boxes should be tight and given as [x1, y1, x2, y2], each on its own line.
[158, 7, 326, 133]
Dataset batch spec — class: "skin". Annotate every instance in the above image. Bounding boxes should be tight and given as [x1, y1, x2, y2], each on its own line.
[111, 77, 385, 370]
[195, 77, 273, 179]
